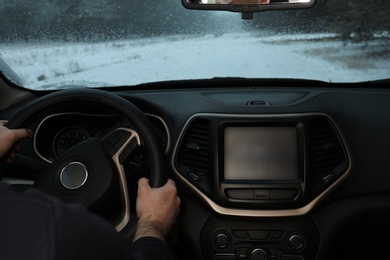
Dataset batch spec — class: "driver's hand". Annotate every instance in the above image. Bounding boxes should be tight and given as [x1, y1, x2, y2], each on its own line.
[0, 122, 33, 163]
[134, 177, 181, 242]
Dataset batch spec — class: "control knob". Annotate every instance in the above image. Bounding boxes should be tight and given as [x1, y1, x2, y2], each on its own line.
[249, 246, 269, 260]
[212, 231, 230, 250]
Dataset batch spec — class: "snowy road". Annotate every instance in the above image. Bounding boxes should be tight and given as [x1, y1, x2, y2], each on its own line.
[1, 33, 389, 89]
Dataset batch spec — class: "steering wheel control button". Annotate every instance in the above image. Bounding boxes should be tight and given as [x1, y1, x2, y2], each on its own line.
[287, 234, 305, 251]
[213, 231, 231, 250]
[60, 162, 88, 190]
[102, 130, 131, 156]
[248, 230, 269, 240]
[250, 248, 269, 260]
[119, 138, 138, 164]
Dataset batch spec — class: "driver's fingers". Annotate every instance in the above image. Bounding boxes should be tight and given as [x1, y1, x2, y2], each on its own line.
[138, 178, 177, 191]
[0, 120, 7, 126]
[12, 128, 33, 141]
[166, 179, 176, 187]
[138, 177, 151, 190]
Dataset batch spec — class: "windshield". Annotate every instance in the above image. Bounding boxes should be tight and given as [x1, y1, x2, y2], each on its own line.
[0, 0, 389, 90]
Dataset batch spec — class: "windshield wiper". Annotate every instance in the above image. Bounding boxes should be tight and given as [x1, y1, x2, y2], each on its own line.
[360, 78, 390, 84]
[38, 80, 114, 90]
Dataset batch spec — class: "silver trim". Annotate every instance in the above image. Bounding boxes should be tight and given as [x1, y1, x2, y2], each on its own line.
[145, 113, 171, 154]
[101, 128, 141, 232]
[32, 112, 161, 231]
[172, 112, 353, 218]
[33, 120, 139, 231]
[34, 112, 171, 161]
[34, 112, 118, 163]
[3, 178, 34, 186]
[60, 162, 89, 190]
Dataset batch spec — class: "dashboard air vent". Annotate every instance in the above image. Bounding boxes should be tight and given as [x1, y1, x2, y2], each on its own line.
[310, 118, 347, 177]
[178, 119, 211, 176]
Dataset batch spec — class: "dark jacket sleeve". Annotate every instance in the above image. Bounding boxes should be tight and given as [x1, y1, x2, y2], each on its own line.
[0, 183, 177, 260]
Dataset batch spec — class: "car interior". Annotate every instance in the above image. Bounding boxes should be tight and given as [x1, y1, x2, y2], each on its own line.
[1, 0, 390, 259]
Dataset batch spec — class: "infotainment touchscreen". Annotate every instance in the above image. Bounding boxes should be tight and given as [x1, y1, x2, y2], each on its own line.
[224, 127, 298, 181]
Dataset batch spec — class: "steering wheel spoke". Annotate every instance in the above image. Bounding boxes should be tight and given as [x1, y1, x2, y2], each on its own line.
[101, 127, 141, 166]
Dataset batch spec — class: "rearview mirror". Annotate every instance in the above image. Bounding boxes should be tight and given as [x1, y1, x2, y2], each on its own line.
[182, 0, 316, 19]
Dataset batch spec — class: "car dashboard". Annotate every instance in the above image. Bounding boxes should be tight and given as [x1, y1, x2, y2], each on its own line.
[2, 81, 390, 260]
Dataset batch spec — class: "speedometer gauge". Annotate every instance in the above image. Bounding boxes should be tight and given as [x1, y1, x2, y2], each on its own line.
[53, 127, 90, 157]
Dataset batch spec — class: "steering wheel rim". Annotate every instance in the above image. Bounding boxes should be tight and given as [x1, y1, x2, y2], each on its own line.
[4, 88, 167, 231]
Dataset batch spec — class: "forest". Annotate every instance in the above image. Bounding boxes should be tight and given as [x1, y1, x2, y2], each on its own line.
[0, 0, 389, 43]
[249, 0, 390, 43]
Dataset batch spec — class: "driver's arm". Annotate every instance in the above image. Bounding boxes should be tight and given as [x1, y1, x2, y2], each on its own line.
[0, 124, 181, 259]
[0, 180, 180, 260]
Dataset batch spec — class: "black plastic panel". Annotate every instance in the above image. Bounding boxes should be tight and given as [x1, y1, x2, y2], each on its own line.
[201, 216, 320, 260]
[174, 113, 350, 210]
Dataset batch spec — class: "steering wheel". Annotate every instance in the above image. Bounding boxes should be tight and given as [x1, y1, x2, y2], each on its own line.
[4, 88, 167, 233]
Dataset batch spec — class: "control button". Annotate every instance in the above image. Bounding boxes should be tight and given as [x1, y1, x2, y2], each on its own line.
[213, 232, 231, 249]
[254, 189, 270, 200]
[268, 247, 282, 259]
[269, 230, 284, 240]
[248, 230, 269, 240]
[235, 248, 248, 260]
[287, 234, 304, 250]
[226, 189, 254, 200]
[215, 254, 236, 260]
[188, 172, 202, 182]
[233, 230, 247, 239]
[101, 130, 131, 156]
[119, 138, 138, 164]
[250, 248, 268, 260]
[269, 189, 298, 200]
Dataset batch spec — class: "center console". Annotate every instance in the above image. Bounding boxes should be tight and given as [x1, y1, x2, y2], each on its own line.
[173, 113, 351, 259]
[201, 216, 320, 260]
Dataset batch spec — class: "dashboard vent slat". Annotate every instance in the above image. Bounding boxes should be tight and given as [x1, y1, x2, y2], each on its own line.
[178, 119, 211, 175]
[310, 118, 347, 176]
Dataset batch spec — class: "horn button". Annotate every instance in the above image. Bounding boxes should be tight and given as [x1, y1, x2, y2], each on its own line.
[34, 138, 119, 215]
[60, 162, 88, 190]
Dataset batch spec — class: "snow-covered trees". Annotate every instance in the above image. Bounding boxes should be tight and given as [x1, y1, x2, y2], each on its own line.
[0, 0, 388, 44]
[247, 0, 390, 44]
[329, 0, 390, 43]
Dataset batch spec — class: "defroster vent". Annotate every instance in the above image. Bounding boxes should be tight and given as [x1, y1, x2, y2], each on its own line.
[178, 118, 211, 176]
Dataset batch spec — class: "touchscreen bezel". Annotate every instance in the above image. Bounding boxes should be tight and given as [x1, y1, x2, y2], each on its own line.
[219, 121, 305, 185]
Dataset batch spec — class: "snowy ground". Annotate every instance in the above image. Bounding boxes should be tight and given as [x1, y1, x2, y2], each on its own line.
[0, 33, 389, 90]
